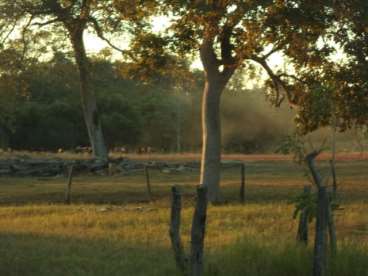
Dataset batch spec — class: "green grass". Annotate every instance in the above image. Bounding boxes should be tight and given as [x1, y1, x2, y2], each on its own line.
[0, 159, 367, 275]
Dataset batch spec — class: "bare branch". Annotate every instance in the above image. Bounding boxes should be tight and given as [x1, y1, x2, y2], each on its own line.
[88, 16, 126, 53]
[251, 56, 298, 107]
[263, 42, 286, 59]
[0, 20, 17, 46]
[31, 18, 59, 27]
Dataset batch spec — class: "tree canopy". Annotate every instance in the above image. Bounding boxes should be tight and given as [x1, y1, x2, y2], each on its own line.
[116, 0, 345, 201]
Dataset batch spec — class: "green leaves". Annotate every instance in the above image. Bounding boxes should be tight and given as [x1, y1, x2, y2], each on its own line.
[291, 189, 316, 221]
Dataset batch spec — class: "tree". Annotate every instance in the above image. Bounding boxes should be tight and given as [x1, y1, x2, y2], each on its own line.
[0, 39, 35, 149]
[0, 0, 126, 159]
[121, 1, 336, 202]
[287, 1, 368, 135]
[0, 49, 203, 151]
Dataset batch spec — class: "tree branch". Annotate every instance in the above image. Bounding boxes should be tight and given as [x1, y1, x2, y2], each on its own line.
[251, 56, 298, 107]
[19, 15, 34, 64]
[220, 26, 235, 65]
[263, 42, 286, 59]
[0, 20, 17, 46]
[200, 35, 221, 80]
[305, 150, 323, 189]
[219, 26, 238, 82]
[88, 16, 126, 53]
[80, 0, 91, 20]
[278, 73, 306, 84]
[31, 18, 59, 27]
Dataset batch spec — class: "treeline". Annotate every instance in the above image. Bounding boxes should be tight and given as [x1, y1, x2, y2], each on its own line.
[0, 52, 293, 153]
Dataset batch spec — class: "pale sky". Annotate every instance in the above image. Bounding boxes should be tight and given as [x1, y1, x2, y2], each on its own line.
[84, 16, 285, 70]
[84, 16, 344, 90]
[84, 16, 171, 56]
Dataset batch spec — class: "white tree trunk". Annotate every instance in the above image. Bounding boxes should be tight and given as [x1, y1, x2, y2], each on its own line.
[70, 29, 108, 160]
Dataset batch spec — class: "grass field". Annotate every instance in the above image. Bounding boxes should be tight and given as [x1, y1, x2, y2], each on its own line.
[0, 155, 367, 275]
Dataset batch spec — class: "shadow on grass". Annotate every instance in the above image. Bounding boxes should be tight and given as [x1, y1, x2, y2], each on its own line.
[0, 232, 367, 276]
[0, 232, 177, 276]
[207, 238, 368, 276]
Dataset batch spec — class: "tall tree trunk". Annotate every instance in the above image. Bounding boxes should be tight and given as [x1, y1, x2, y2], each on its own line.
[330, 114, 337, 196]
[176, 91, 182, 153]
[199, 80, 222, 202]
[69, 29, 108, 160]
[0, 126, 9, 149]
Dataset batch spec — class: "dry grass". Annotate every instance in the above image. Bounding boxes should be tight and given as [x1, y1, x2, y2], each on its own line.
[0, 156, 367, 275]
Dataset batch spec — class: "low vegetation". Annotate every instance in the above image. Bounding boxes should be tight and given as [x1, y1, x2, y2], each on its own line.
[0, 157, 366, 275]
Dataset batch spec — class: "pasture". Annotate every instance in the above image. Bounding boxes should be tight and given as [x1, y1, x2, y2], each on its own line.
[0, 154, 367, 276]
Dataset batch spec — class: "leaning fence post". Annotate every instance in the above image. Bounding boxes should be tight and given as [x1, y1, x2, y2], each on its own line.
[239, 163, 245, 203]
[297, 185, 311, 245]
[313, 186, 329, 276]
[144, 165, 152, 200]
[169, 186, 187, 274]
[190, 186, 208, 276]
[65, 165, 74, 205]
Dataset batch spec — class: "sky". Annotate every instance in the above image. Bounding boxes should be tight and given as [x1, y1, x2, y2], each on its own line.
[85, 16, 346, 89]
[83, 15, 285, 89]
[85, 16, 170, 56]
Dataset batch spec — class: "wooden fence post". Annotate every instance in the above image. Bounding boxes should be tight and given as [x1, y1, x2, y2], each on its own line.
[313, 186, 329, 276]
[144, 165, 152, 200]
[329, 160, 337, 197]
[169, 186, 187, 275]
[239, 163, 245, 203]
[190, 186, 208, 276]
[65, 165, 74, 205]
[297, 185, 311, 245]
[108, 162, 114, 176]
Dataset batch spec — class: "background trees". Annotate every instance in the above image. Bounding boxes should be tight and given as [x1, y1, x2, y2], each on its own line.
[0, 0, 128, 159]
[1, 1, 366, 161]
[0, 49, 304, 152]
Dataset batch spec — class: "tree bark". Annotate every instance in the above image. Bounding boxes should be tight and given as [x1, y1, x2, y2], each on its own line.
[313, 186, 329, 276]
[169, 186, 187, 275]
[190, 186, 208, 276]
[296, 186, 311, 245]
[330, 113, 337, 197]
[69, 27, 108, 160]
[327, 202, 337, 257]
[199, 80, 223, 202]
[198, 35, 234, 203]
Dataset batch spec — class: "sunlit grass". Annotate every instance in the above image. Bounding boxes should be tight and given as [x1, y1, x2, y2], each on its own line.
[0, 158, 367, 275]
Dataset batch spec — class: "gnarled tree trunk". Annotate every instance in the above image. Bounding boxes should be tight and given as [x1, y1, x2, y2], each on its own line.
[69, 27, 108, 160]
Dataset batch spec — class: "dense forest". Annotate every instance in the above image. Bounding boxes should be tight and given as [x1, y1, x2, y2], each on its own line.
[0, 51, 296, 153]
